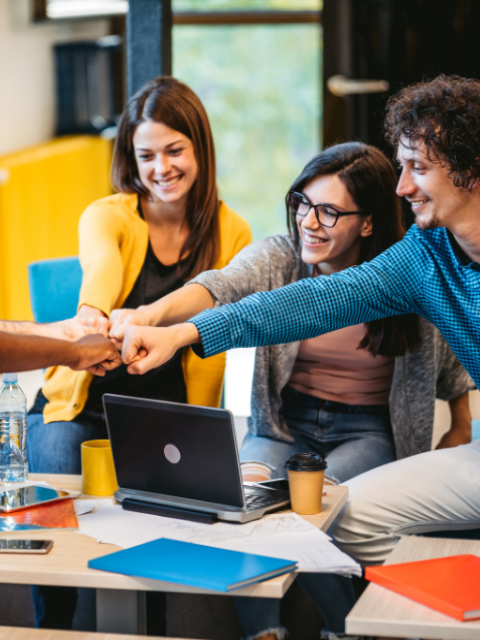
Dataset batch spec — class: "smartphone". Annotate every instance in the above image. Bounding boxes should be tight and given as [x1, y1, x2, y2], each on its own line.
[0, 539, 53, 554]
[258, 479, 290, 492]
[245, 478, 290, 501]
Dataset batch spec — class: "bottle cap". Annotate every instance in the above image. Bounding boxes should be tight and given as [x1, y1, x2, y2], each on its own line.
[2, 373, 18, 383]
[285, 452, 327, 472]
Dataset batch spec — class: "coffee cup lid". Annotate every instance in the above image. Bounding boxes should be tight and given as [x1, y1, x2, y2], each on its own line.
[284, 452, 327, 472]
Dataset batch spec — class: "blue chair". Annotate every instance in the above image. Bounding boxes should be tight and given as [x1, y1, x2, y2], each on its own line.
[472, 419, 480, 441]
[28, 257, 82, 323]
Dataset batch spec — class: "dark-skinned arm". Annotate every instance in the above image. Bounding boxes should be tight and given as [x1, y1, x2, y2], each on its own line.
[0, 332, 122, 375]
[435, 392, 472, 449]
[0, 318, 95, 341]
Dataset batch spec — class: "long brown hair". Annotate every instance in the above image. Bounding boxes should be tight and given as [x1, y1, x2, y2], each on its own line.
[111, 76, 219, 278]
[287, 142, 420, 358]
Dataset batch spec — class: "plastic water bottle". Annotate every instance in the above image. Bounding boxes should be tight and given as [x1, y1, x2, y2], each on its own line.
[0, 373, 28, 482]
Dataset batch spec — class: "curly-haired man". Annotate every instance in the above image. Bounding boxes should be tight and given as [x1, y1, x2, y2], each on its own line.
[330, 75, 480, 565]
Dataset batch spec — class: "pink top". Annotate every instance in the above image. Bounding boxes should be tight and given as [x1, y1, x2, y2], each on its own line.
[288, 324, 394, 405]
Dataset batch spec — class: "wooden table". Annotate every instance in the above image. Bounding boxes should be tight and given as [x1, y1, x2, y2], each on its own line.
[346, 535, 480, 639]
[0, 474, 348, 635]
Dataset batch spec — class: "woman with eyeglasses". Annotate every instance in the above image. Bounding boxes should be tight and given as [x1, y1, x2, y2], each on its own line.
[109, 141, 472, 640]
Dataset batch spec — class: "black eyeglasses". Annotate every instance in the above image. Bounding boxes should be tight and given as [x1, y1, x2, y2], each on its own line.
[288, 191, 365, 228]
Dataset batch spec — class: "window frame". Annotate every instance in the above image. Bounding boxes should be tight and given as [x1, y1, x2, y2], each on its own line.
[33, 1, 321, 24]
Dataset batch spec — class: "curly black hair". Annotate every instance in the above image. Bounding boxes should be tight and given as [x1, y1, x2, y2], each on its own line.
[384, 75, 480, 189]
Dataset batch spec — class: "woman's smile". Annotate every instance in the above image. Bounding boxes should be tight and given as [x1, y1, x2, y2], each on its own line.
[301, 230, 329, 246]
[153, 174, 183, 191]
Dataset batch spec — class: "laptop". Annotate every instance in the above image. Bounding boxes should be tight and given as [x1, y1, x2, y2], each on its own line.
[103, 394, 290, 524]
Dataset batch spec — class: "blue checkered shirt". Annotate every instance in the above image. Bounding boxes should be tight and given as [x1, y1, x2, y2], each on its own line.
[189, 224, 480, 387]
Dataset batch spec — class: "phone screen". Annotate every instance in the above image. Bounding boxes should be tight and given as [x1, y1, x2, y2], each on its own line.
[260, 479, 290, 492]
[0, 539, 48, 550]
[0, 486, 70, 512]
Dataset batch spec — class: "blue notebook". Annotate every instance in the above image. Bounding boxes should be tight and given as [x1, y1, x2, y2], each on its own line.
[88, 537, 297, 592]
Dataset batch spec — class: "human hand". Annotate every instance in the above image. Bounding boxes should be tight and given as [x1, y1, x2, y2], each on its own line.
[75, 305, 110, 337]
[66, 334, 122, 376]
[109, 307, 151, 343]
[435, 426, 472, 449]
[121, 324, 200, 375]
[437, 393, 472, 449]
[49, 318, 96, 341]
[76, 315, 110, 337]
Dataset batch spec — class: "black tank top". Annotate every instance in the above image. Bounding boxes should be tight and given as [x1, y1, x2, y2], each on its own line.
[85, 198, 188, 413]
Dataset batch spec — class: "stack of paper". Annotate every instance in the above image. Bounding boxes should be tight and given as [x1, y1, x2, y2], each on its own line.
[77, 502, 361, 576]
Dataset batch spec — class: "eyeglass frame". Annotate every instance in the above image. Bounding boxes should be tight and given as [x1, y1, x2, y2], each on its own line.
[288, 191, 366, 228]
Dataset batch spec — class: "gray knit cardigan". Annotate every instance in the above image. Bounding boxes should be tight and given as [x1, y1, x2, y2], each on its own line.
[190, 234, 474, 459]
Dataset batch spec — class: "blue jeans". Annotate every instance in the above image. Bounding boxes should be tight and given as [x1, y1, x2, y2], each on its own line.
[234, 573, 356, 640]
[27, 412, 107, 475]
[240, 385, 395, 484]
[235, 386, 395, 638]
[27, 392, 107, 629]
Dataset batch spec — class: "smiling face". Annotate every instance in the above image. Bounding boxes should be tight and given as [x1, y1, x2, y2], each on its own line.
[297, 174, 373, 274]
[133, 120, 198, 206]
[396, 138, 473, 230]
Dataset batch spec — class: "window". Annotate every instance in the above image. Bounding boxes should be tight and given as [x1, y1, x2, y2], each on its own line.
[173, 1, 322, 416]
[173, 1, 322, 239]
[40, 0, 320, 19]
[174, 0, 319, 11]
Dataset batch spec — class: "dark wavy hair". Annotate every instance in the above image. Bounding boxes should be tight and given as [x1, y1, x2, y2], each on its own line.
[111, 77, 219, 278]
[385, 74, 480, 190]
[287, 142, 420, 358]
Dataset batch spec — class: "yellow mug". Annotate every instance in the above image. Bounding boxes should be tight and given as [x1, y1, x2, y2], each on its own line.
[81, 439, 118, 496]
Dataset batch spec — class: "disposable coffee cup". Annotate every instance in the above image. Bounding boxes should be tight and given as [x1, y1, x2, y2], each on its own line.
[285, 453, 327, 515]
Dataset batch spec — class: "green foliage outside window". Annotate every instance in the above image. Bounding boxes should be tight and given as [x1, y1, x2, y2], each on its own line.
[173, 0, 322, 11]
[173, 23, 322, 239]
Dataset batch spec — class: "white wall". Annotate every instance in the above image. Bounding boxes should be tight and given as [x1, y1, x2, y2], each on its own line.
[0, 0, 110, 156]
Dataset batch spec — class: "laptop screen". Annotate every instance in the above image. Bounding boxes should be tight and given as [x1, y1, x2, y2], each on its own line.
[103, 394, 244, 508]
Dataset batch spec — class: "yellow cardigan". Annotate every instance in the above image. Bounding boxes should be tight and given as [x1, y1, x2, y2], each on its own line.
[42, 193, 252, 423]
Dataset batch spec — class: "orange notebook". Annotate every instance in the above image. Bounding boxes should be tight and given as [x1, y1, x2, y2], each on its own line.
[366, 554, 480, 621]
[0, 498, 78, 531]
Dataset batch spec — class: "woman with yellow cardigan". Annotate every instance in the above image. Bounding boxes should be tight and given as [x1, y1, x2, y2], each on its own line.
[26, 77, 251, 630]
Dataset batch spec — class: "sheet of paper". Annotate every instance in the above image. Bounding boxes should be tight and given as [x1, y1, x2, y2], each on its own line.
[219, 528, 362, 576]
[77, 506, 360, 575]
[74, 499, 115, 517]
[185, 512, 316, 545]
[78, 507, 313, 547]
[78, 505, 221, 548]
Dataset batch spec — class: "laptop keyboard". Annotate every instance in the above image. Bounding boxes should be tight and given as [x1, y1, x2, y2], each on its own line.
[244, 492, 285, 512]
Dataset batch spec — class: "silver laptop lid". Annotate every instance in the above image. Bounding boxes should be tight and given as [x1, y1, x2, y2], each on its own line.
[103, 394, 245, 510]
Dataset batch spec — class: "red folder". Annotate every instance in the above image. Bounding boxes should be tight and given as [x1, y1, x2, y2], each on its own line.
[366, 554, 480, 621]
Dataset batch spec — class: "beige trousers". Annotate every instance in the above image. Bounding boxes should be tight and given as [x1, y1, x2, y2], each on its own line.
[330, 440, 480, 565]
